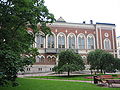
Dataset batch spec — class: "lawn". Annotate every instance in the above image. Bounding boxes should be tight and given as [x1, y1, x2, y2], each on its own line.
[0, 78, 119, 90]
[27, 75, 93, 81]
[26, 74, 120, 81]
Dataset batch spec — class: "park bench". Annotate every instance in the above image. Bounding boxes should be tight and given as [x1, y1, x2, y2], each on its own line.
[106, 79, 120, 87]
[85, 75, 114, 79]
[117, 75, 120, 78]
[100, 75, 114, 79]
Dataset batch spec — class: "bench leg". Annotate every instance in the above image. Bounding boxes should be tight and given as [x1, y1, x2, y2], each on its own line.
[108, 83, 113, 88]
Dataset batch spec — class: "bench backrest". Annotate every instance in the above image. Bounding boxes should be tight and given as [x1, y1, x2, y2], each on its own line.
[100, 75, 113, 79]
[117, 75, 120, 78]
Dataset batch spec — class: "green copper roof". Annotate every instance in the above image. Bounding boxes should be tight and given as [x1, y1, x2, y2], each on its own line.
[56, 17, 66, 22]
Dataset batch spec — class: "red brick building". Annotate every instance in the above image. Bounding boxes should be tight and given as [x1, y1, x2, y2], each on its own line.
[25, 17, 117, 73]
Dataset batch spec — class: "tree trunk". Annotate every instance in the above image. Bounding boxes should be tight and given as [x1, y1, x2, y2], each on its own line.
[100, 69, 103, 73]
[68, 70, 70, 77]
[103, 71, 106, 74]
[90, 69, 93, 75]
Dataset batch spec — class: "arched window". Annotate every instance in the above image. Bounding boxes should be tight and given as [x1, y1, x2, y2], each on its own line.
[36, 55, 45, 62]
[104, 38, 111, 50]
[47, 55, 51, 61]
[36, 55, 41, 63]
[36, 34, 44, 48]
[68, 34, 75, 49]
[48, 35, 54, 48]
[40, 55, 45, 62]
[87, 34, 95, 49]
[51, 55, 56, 61]
[58, 34, 65, 48]
[78, 34, 85, 49]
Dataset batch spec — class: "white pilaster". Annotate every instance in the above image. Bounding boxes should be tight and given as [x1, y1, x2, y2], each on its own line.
[100, 28, 103, 49]
[96, 27, 99, 49]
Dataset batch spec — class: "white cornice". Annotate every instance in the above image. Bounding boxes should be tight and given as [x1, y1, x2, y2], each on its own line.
[96, 24, 115, 30]
[47, 22, 95, 29]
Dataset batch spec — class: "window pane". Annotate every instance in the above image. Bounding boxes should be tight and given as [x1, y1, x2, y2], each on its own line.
[48, 35, 54, 48]
[58, 35, 65, 48]
[78, 36, 85, 49]
[87, 36, 94, 49]
[36, 35, 44, 48]
[69, 35, 75, 49]
[104, 39, 111, 50]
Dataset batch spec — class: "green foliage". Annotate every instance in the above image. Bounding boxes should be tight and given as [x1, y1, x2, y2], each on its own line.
[113, 58, 120, 71]
[0, 0, 55, 86]
[53, 50, 85, 76]
[87, 49, 116, 73]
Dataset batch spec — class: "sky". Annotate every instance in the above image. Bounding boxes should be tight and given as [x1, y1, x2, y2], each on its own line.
[44, 0, 120, 37]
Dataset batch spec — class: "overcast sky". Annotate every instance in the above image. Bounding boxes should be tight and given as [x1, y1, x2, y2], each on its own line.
[45, 0, 120, 37]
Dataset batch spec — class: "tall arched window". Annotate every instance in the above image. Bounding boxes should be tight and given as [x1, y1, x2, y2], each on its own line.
[68, 34, 75, 49]
[58, 34, 65, 48]
[87, 34, 95, 49]
[48, 35, 54, 48]
[104, 38, 111, 50]
[36, 34, 44, 48]
[78, 34, 85, 49]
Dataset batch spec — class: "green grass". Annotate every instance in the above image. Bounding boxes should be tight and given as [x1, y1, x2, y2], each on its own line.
[27, 74, 120, 81]
[0, 78, 119, 90]
[27, 75, 93, 81]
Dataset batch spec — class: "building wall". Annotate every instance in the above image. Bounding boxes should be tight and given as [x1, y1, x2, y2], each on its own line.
[25, 21, 117, 73]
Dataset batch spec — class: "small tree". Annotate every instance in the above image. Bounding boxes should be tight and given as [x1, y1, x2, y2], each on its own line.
[113, 58, 120, 71]
[87, 49, 115, 73]
[53, 50, 85, 76]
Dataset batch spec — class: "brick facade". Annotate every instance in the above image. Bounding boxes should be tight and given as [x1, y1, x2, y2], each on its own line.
[24, 17, 117, 73]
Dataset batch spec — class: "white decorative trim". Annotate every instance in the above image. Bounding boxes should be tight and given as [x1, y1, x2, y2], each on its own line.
[112, 29, 115, 50]
[100, 28, 103, 49]
[48, 23, 95, 29]
[47, 55, 56, 59]
[96, 28, 99, 49]
[57, 32, 66, 48]
[67, 33, 76, 48]
[47, 55, 52, 58]
[40, 55, 45, 59]
[51, 55, 56, 58]
[96, 24, 115, 29]
[112, 29, 115, 57]
[104, 33, 109, 37]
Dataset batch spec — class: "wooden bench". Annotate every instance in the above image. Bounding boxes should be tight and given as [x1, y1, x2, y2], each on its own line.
[106, 79, 120, 87]
[117, 75, 120, 78]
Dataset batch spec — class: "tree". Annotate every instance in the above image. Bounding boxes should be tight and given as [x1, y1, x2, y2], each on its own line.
[0, 0, 55, 86]
[53, 50, 85, 77]
[87, 49, 115, 73]
[113, 58, 120, 71]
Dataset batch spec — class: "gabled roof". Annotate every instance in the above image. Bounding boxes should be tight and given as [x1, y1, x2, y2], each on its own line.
[56, 17, 66, 23]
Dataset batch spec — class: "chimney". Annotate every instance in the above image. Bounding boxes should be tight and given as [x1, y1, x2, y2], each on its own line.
[83, 21, 86, 24]
[90, 20, 93, 24]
